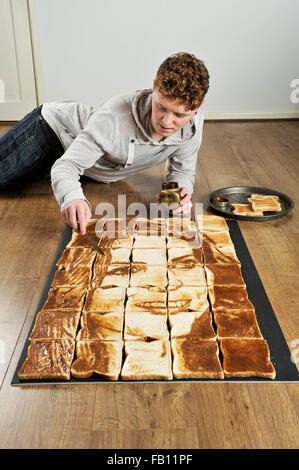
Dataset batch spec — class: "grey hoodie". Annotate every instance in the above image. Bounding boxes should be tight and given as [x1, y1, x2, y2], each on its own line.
[43, 89, 204, 210]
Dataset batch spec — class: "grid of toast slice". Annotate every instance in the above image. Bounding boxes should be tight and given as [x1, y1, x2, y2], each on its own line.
[18, 215, 276, 381]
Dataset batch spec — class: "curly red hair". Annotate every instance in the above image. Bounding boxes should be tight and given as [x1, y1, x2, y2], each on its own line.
[154, 52, 209, 110]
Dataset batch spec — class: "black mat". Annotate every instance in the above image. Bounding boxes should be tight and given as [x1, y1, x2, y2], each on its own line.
[11, 220, 299, 385]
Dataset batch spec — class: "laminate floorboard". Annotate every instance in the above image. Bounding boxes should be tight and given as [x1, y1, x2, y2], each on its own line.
[0, 119, 298, 449]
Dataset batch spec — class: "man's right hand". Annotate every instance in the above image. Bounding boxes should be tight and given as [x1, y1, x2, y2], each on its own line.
[61, 199, 91, 235]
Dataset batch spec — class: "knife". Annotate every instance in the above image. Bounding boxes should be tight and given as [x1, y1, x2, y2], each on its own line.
[84, 232, 105, 255]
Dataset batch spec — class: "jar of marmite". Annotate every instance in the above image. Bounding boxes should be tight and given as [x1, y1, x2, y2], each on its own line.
[159, 182, 181, 209]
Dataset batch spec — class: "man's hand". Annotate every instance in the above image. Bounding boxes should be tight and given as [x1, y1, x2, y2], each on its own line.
[172, 187, 192, 214]
[155, 186, 192, 215]
[61, 199, 91, 235]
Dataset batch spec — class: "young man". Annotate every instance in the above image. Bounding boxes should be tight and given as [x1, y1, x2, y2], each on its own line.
[0, 52, 209, 234]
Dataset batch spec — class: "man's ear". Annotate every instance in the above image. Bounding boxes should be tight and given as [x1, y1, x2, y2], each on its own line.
[153, 79, 157, 90]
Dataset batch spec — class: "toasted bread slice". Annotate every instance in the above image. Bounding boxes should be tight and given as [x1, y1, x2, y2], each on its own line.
[214, 309, 263, 339]
[196, 214, 229, 232]
[124, 311, 169, 341]
[56, 247, 96, 270]
[134, 218, 166, 236]
[121, 340, 173, 380]
[208, 285, 254, 311]
[202, 246, 240, 264]
[204, 264, 245, 286]
[51, 265, 92, 288]
[99, 236, 133, 250]
[43, 287, 87, 311]
[168, 263, 206, 287]
[85, 218, 106, 235]
[96, 248, 131, 264]
[231, 203, 263, 216]
[166, 230, 201, 249]
[130, 264, 167, 287]
[202, 231, 234, 248]
[71, 340, 123, 380]
[166, 218, 196, 233]
[248, 195, 281, 212]
[169, 310, 216, 340]
[92, 264, 130, 288]
[167, 247, 203, 265]
[171, 339, 224, 379]
[132, 248, 167, 265]
[76, 311, 123, 341]
[168, 286, 209, 313]
[84, 287, 125, 313]
[67, 230, 100, 248]
[220, 338, 276, 379]
[18, 340, 75, 380]
[126, 287, 167, 314]
[133, 236, 166, 249]
[102, 217, 135, 236]
[29, 310, 81, 341]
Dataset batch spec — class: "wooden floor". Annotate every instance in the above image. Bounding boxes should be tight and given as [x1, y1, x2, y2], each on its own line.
[0, 119, 298, 449]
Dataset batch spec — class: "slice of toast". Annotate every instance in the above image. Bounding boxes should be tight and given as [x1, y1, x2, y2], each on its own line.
[124, 311, 169, 341]
[204, 264, 245, 286]
[121, 340, 173, 380]
[202, 246, 240, 264]
[29, 309, 81, 341]
[133, 236, 166, 249]
[168, 263, 206, 287]
[130, 264, 167, 287]
[219, 338, 276, 379]
[66, 230, 100, 248]
[167, 247, 203, 265]
[126, 287, 167, 314]
[132, 248, 167, 265]
[214, 309, 263, 339]
[83, 287, 126, 313]
[166, 231, 201, 249]
[202, 231, 234, 248]
[134, 218, 166, 236]
[208, 285, 254, 311]
[196, 214, 229, 232]
[231, 203, 263, 216]
[248, 196, 281, 212]
[171, 338, 224, 379]
[92, 264, 130, 288]
[56, 247, 96, 270]
[99, 236, 134, 250]
[71, 340, 123, 380]
[51, 265, 92, 288]
[76, 311, 124, 341]
[18, 340, 75, 380]
[169, 310, 216, 340]
[168, 286, 209, 313]
[43, 287, 87, 311]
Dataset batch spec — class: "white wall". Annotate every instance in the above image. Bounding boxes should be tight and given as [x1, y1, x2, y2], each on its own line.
[34, 0, 299, 118]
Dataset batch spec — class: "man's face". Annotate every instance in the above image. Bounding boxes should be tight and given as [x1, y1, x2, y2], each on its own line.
[150, 84, 199, 141]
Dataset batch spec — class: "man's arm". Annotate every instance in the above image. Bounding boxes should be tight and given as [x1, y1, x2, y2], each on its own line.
[51, 112, 115, 233]
[165, 114, 204, 213]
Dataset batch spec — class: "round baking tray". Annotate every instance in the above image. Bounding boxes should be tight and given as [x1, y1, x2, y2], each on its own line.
[208, 186, 294, 221]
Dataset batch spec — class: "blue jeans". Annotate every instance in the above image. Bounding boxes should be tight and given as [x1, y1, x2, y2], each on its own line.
[0, 106, 64, 187]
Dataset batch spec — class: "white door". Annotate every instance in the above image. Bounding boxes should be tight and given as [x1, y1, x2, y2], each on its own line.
[0, 0, 37, 120]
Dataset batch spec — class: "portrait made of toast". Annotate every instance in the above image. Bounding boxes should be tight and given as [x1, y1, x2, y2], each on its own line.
[18, 215, 276, 382]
